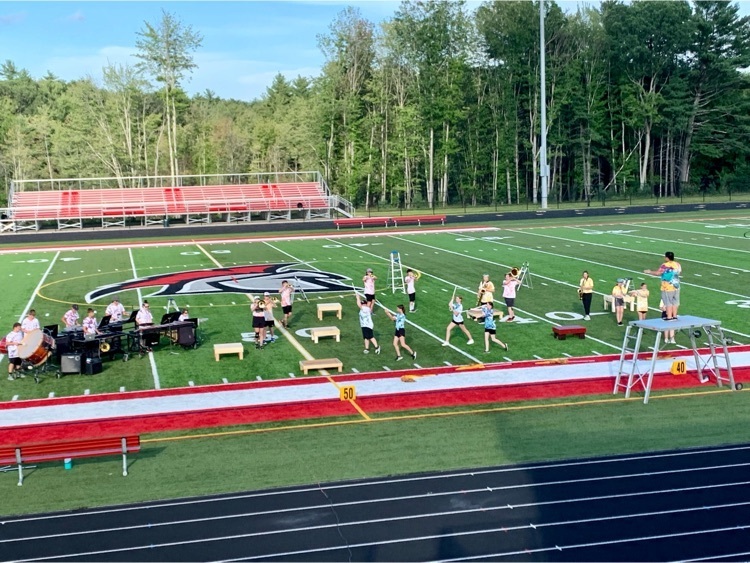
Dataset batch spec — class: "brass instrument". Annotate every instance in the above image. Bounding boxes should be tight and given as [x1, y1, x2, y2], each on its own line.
[509, 267, 520, 278]
[100, 341, 111, 352]
[412, 270, 422, 280]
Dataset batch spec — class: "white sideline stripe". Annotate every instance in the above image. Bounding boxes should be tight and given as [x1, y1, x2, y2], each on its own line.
[7, 468, 750, 554]
[8, 444, 750, 525]
[388, 235, 623, 352]
[128, 248, 160, 390]
[324, 238, 484, 363]
[19, 251, 60, 324]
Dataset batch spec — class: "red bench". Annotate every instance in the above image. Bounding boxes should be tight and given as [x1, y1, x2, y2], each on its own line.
[0, 435, 140, 486]
[552, 325, 587, 340]
[334, 217, 392, 229]
[392, 215, 446, 227]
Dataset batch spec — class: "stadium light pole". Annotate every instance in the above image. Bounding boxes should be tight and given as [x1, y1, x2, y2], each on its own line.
[539, 0, 549, 209]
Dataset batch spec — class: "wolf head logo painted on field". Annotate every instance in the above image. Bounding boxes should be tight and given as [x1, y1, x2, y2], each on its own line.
[85, 263, 352, 303]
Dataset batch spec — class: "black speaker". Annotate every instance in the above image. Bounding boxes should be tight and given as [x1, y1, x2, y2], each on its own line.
[85, 357, 103, 375]
[176, 325, 195, 346]
[60, 354, 82, 374]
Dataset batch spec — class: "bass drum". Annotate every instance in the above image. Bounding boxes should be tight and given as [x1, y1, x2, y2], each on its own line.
[19, 329, 55, 366]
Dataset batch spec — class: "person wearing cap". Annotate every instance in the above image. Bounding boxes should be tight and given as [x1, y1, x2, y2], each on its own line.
[62, 304, 80, 331]
[476, 274, 495, 307]
[21, 309, 40, 333]
[611, 279, 627, 326]
[263, 292, 276, 343]
[105, 296, 126, 323]
[363, 268, 377, 312]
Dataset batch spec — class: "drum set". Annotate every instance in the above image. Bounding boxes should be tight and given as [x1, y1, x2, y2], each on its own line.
[0, 328, 56, 383]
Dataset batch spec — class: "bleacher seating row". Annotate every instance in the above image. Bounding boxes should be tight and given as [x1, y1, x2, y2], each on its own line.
[4, 182, 333, 230]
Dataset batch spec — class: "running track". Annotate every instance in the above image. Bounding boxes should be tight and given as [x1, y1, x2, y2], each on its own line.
[3, 444, 750, 561]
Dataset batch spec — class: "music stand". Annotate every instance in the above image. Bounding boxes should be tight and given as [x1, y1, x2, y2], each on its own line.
[98, 315, 112, 329]
[43, 324, 59, 339]
[122, 310, 138, 324]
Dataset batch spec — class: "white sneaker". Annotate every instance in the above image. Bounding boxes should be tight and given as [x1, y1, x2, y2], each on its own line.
[7, 375, 14, 381]
[467, 339, 474, 345]
[442, 341, 449, 347]
[375, 347, 381, 355]
[584, 315, 590, 321]
[363, 349, 369, 354]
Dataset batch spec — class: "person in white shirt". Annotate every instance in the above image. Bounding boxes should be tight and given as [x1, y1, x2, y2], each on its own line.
[6, 323, 24, 380]
[356, 292, 380, 354]
[363, 268, 377, 312]
[21, 310, 40, 333]
[502, 273, 521, 322]
[279, 280, 294, 328]
[405, 270, 417, 312]
[105, 297, 126, 322]
[61, 304, 80, 331]
[178, 309, 190, 322]
[82, 308, 100, 336]
[443, 295, 474, 346]
[135, 302, 153, 327]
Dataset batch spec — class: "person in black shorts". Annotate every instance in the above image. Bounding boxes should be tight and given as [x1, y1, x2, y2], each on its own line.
[5, 322, 24, 380]
[252, 297, 267, 349]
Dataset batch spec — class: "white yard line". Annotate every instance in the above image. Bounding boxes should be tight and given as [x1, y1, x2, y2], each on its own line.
[128, 248, 160, 390]
[623, 221, 750, 241]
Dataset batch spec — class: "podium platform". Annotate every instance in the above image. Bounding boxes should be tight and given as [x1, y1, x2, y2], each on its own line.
[613, 315, 736, 404]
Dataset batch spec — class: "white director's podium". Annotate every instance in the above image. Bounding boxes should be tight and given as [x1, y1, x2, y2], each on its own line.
[613, 315, 736, 404]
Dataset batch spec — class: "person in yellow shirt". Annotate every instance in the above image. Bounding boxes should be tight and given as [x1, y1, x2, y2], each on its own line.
[578, 270, 594, 320]
[476, 274, 495, 307]
[630, 283, 650, 321]
[611, 279, 627, 326]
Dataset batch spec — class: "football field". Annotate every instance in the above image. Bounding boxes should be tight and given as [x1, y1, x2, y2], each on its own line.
[1, 213, 749, 400]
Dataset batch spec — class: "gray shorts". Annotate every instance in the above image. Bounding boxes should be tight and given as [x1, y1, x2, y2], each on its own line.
[661, 289, 680, 307]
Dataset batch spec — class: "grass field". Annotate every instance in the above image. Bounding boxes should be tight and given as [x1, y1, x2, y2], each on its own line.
[1, 210, 749, 516]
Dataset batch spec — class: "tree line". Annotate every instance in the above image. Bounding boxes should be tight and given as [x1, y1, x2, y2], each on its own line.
[1, 1, 750, 210]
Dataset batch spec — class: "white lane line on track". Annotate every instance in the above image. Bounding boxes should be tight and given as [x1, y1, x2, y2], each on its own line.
[8, 445, 750, 526]
[128, 248, 160, 390]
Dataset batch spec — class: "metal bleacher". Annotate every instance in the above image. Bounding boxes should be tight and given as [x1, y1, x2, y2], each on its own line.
[1, 172, 354, 231]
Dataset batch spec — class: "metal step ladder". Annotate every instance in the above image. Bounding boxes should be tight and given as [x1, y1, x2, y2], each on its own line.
[387, 250, 406, 294]
[613, 324, 648, 398]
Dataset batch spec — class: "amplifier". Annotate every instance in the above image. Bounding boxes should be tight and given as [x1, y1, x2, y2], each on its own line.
[60, 354, 82, 374]
[85, 357, 103, 375]
[176, 325, 196, 347]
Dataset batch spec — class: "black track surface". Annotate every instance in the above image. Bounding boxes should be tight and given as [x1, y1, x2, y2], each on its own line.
[3, 200, 748, 246]
[3, 444, 750, 561]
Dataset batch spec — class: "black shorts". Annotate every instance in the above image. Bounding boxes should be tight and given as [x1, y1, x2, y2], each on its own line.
[9, 357, 21, 367]
[450, 320, 464, 326]
[408, 292, 415, 302]
[485, 328, 496, 335]
[365, 293, 375, 303]
[282, 305, 292, 315]
[614, 297, 624, 307]
[361, 327, 374, 340]
[265, 320, 274, 328]
[504, 297, 515, 307]
[395, 328, 405, 338]
[252, 316, 265, 329]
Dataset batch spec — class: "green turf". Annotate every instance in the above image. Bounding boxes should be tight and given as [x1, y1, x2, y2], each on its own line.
[0, 388, 746, 516]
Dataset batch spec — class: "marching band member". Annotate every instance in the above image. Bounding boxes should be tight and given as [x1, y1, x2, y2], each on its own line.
[405, 269, 417, 312]
[252, 297, 267, 349]
[482, 302, 508, 353]
[443, 295, 474, 347]
[579, 271, 594, 320]
[477, 274, 495, 307]
[6, 323, 24, 380]
[82, 308, 101, 337]
[630, 283, 650, 321]
[611, 279, 627, 326]
[356, 292, 380, 354]
[263, 292, 276, 343]
[363, 268, 377, 312]
[135, 302, 153, 327]
[105, 297, 126, 322]
[21, 309, 40, 333]
[61, 304, 80, 331]
[502, 273, 521, 322]
[279, 280, 294, 328]
[178, 309, 190, 322]
[384, 304, 416, 362]
[644, 251, 681, 322]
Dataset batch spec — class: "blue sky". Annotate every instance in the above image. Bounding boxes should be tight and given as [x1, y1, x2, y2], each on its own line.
[0, 1, 407, 101]
[1, 1, 746, 103]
